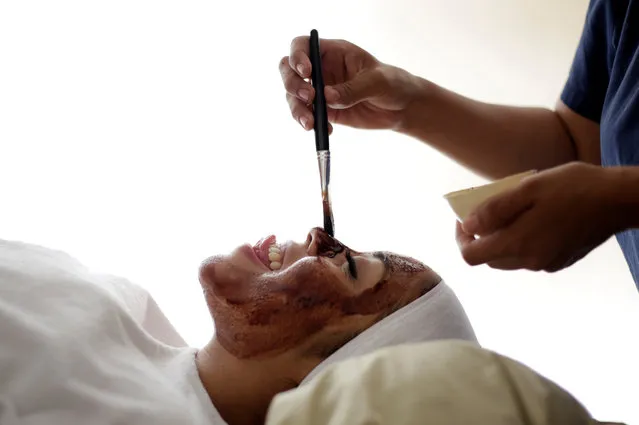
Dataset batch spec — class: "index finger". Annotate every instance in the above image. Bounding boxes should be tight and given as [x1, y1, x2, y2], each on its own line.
[289, 36, 311, 78]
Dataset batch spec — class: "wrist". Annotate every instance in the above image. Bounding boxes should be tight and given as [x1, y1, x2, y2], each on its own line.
[603, 166, 639, 230]
[394, 74, 437, 135]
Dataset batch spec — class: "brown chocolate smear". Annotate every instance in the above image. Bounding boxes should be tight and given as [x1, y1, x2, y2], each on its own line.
[322, 199, 334, 237]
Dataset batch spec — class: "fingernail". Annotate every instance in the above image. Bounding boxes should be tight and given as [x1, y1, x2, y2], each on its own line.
[298, 89, 310, 102]
[300, 116, 309, 129]
[296, 64, 306, 76]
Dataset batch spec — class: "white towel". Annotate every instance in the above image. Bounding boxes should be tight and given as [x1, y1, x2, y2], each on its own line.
[302, 280, 478, 384]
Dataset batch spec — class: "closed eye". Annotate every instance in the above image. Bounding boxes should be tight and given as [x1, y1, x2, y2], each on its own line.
[345, 251, 358, 279]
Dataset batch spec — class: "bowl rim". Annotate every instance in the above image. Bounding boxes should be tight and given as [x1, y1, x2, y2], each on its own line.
[442, 170, 537, 200]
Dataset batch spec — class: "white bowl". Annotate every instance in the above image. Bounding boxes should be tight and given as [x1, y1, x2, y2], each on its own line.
[443, 170, 536, 222]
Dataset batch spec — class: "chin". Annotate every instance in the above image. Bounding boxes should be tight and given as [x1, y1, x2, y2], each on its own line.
[199, 246, 260, 278]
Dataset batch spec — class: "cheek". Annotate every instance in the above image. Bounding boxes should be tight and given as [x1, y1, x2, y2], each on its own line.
[275, 259, 349, 300]
[341, 273, 427, 316]
[340, 284, 402, 315]
[355, 259, 385, 289]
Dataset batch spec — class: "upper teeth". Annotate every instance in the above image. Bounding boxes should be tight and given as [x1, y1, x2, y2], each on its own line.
[268, 244, 282, 270]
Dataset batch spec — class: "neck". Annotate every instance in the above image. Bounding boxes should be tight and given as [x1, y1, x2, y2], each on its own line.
[195, 339, 315, 425]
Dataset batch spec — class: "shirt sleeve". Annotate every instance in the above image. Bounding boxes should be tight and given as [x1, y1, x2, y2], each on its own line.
[560, 0, 612, 123]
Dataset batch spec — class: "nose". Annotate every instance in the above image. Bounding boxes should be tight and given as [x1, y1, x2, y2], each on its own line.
[307, 227, 344, 256]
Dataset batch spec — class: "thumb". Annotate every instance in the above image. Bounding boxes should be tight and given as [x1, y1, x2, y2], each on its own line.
[325, 70, 384, 109]
[463, 187, 532, 236]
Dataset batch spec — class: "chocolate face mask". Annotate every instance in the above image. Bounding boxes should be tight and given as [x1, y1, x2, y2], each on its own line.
[199, 227, 441, 359]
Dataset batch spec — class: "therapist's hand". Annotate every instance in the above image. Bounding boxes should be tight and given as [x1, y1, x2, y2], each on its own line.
[280, 36, 424, 132]
[455, 162, 623, 272]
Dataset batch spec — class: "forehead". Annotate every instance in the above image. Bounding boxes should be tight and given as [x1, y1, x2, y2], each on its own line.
[381, 252, 428, 274]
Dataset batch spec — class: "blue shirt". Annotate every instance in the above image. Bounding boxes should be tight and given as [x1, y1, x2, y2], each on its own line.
[561, 0, 639, 290]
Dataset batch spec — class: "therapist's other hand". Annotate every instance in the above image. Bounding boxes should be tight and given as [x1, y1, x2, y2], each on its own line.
[456, 162, 622, 272]
[280, 36, 423, 132]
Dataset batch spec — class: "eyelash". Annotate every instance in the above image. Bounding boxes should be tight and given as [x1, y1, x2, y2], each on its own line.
[342, 262, 353, 279]
[345, 254, 358, 279]
[326, 249, 356, 279]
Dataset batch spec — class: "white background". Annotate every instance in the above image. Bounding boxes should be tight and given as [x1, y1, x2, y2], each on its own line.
[1, 0, 638, 422]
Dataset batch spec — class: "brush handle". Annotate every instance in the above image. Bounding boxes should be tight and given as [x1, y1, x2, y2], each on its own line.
[309, 29, 329, 152]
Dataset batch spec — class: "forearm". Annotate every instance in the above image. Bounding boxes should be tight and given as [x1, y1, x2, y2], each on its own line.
[607, 166, 639, 230]
[397, 79, 579, 180]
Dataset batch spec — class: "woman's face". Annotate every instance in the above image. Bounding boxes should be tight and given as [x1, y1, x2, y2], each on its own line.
[199, 227, 441, 359]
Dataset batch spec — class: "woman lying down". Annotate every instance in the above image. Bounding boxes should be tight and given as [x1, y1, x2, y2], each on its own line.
[0, 227, 608, 425]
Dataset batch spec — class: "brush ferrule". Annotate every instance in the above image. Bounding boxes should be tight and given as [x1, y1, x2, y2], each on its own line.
[317, 150, 330, 195]
[317, 150, 334, 236]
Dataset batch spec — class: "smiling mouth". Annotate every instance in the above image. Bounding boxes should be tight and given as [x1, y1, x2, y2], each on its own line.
[253, 236, 284, 271]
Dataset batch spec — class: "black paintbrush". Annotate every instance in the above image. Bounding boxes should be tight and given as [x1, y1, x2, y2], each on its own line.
[309, 29, 335, 237]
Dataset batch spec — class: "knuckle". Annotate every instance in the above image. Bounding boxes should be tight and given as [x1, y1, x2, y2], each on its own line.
[544, 258, 567, 273]
[525, 256, 544, 271]
[292, 104, 305, 117]
[487, 261, 501, 270]
[282, 74, 299, 94]
[336, 38, 356, 50]
[486, 197, 506, 217]
[370, 65, 387, 80]
[283, 77, 295, 93]
[566, 161, 581, 171]
[479, 202, 496, 220]
[472, 209, 492, 231]
[460, 249, 476, 266]
[358, 66, 386, 96]
[289, 99, 307, 118]
[340, 82, 352, 98]
[287, 95, 299, 112]
[520, 176, 539, 194]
